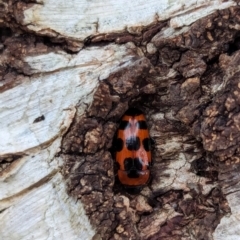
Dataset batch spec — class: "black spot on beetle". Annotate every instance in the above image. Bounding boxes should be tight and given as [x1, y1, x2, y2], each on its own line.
[138, 121, 147, 129]
[124, 158, 143, 171]
[143, 138, 151, 151]
[124, 158, 133, 171]
[134, 158, 143, 170]
[126, 136, 140, 151]
[33, 115, 45, 123]
[116, 138, 124, 152]
[127, 169, 140, 178]
[118, 121, 129, 130]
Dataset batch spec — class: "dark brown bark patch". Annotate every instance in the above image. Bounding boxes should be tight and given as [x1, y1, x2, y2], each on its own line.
[60, 6, 240, 239]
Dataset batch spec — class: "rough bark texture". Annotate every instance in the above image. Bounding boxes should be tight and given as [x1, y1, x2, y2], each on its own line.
[1, 1, 240, 240]
[61, 6, 240, 239]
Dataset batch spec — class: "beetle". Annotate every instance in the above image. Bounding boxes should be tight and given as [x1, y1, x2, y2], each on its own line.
[115, 108, 152, 191]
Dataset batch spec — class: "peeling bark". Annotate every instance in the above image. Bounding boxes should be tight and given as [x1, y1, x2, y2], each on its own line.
[1, 1, 240, 240]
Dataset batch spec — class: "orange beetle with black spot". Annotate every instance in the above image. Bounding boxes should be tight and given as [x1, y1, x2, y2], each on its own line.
[115, 108, 152, 190]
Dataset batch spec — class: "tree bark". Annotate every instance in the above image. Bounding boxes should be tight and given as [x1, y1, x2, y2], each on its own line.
[1, 0, 240, 239]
